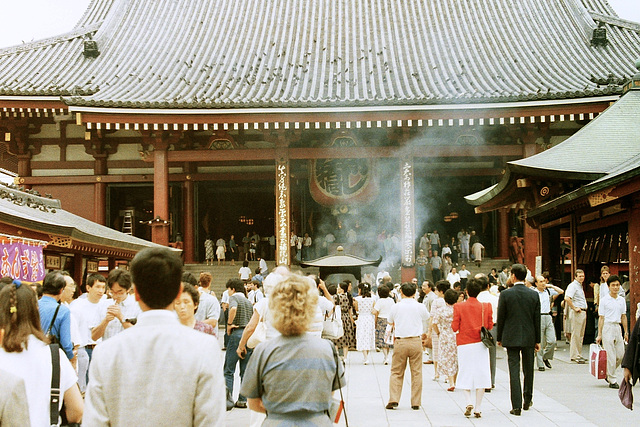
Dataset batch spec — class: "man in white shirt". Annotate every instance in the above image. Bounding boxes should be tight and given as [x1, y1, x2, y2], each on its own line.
[458, 264, 471, 291]
[565, 269, 588, 363]
[534, 275, 564, 371]
[71, 273, 106, 392]
[386, 282, 430, 411]
[91, 269, 141, 342]
[258, 257, 268, 275]
[596, 275, 629, 389]
[476, 274, 499, 390]
[446, 267, 461, 287]
[84, 247, 224, 426]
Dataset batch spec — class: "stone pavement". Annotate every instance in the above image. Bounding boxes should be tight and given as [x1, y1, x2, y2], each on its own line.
[225, 339, 640, 426]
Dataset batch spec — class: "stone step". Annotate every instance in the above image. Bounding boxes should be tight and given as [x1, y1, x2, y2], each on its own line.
[183, 258, 511, 296]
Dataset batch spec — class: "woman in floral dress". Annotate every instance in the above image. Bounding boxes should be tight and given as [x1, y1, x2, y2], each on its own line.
[429, 281, 449, 380]
[334, 281, 356, 361]
[432, 289, 459, 391]
[354, 283, 376, 364]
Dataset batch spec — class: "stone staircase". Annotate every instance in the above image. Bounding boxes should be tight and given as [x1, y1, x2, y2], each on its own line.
[183, 258, 510, 296]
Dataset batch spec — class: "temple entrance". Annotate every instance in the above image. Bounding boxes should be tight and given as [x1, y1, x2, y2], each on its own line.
[195, 180, 275, 262]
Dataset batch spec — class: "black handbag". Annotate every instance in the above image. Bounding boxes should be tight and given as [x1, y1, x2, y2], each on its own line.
[480, 303, 495, 349]
[49, 344, 81, 427]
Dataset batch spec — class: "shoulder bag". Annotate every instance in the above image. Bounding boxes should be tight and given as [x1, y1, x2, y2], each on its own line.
[46, 303, 62, 345]
[480, 303, 495, 349]
[247, 316, 267, 349]
[322, 306, 344, 340]
[49, 344, 81, 427]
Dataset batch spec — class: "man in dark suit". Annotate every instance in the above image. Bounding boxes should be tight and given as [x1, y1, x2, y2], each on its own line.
[497, 264, 541, 416]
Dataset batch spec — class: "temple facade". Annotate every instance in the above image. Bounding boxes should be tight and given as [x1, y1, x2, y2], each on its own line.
[1, 0, 639, 277]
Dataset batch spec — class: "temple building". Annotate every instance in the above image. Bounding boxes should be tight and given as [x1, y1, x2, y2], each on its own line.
[467, 65, 640, 321]
[0, 0, 639, 279]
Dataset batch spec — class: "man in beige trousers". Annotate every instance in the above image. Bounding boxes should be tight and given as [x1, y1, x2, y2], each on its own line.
[386, 282, 430, 410]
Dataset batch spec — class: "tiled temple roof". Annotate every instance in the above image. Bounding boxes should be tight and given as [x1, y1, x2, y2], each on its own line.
[0, 0, 639, 109]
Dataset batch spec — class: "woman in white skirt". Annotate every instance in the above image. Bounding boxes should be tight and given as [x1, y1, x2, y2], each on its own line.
[354, 283, 376, 364]
[452, 278, 493, 418]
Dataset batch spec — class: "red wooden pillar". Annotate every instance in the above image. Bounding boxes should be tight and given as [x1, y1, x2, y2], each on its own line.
[629, 195, 640, 326]
[183, 178, 195, 263]
[152, 141, 170, 246]
[94, 181, 106, 225]
[523, 218, 540, 272]
[73, 253, 83, 288]
[108, 257, 116, 271]
[498, 208, 510, 259]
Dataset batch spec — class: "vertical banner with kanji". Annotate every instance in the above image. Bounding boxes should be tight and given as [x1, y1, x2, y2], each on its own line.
[0, 239, 45, 282]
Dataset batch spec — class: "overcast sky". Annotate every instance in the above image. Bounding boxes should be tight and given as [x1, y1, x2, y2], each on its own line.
[0, 0, 639, 48]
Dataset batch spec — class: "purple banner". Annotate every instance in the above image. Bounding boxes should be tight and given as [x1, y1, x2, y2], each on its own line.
[0, 240, 45, 282]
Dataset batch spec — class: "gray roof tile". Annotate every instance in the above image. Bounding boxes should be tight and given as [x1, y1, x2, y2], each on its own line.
[0, 0, 639, 108]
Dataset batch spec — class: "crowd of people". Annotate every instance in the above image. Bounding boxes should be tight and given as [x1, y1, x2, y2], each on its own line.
[0, 246, 638, 426]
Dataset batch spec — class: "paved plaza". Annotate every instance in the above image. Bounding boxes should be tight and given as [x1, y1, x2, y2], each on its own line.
[225, 340, 640, 426]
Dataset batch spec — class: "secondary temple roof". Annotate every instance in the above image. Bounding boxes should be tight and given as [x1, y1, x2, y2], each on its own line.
[0, 0, 639, 109]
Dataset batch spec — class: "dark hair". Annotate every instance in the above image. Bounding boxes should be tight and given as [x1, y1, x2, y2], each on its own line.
[130, 248, 183, 309]
[400, 282, 416, 297]
[444, 289, 459, 305]
[476, 275, 489, 291]
[326, 284, 338, 295]
[181, 272, 198, 287]
[86, 273, 106, 289]
[435, 280, 450, 294]
[510, 263, 527, 281]
[0, 283, 46, 352]
[359, 283, 371, 298]
[108, 268, 132, 291]
[378, 285, 390, 299]
[42, 271, 67, 295]
[226, 278, 246, 294]
[607, 275, 621, 286]
[452, 282, 461, 290]
[243, 260, 249, 267]
[339, 281, 354, 308]
[199, 272, 212, 288]
[466, 278, 482, 298]
[180, 283, 200, 307]
[255, 267, 261, 275]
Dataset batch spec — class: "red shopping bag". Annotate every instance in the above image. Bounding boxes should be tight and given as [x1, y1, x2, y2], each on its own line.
[590, 344, 607, 379]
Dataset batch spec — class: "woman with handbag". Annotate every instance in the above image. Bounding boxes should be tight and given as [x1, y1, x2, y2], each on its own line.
[0, 281, 83, 426]
[240, 274, 346, 426]
[451, 279, 493, 418]
[431, 289, 459, 391]
[333, 281, 356, 362]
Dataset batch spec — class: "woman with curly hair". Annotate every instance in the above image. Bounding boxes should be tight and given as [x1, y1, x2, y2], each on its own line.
[0, 281, 83, 426]
[241, 274, 346, 426]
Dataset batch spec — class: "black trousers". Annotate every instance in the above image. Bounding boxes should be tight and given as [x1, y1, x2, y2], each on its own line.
[506, 346, 535, 410]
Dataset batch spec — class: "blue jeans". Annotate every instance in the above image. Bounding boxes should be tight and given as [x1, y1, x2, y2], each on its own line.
[416, 266, 426, 285]
[224, 328, 253, 403]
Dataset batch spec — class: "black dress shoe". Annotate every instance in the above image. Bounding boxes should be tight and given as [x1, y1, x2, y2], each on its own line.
[385, 402, 398, 410]
[510, 408, 521, 416]
[234, 401, 247, 408]
[609, 382, 620, 389]
[544, 359, 552, 369]
[484, 388, 492, 393]
[523, 401, 532, 410]
[411, 406, 420, 410]
[538, 367, 545, 371]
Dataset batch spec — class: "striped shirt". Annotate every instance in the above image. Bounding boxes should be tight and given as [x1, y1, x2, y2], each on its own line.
[229, 293, 253, 327]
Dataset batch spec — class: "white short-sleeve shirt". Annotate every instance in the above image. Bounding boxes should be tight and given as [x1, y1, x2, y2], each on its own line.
[598, 294, 626, 324]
